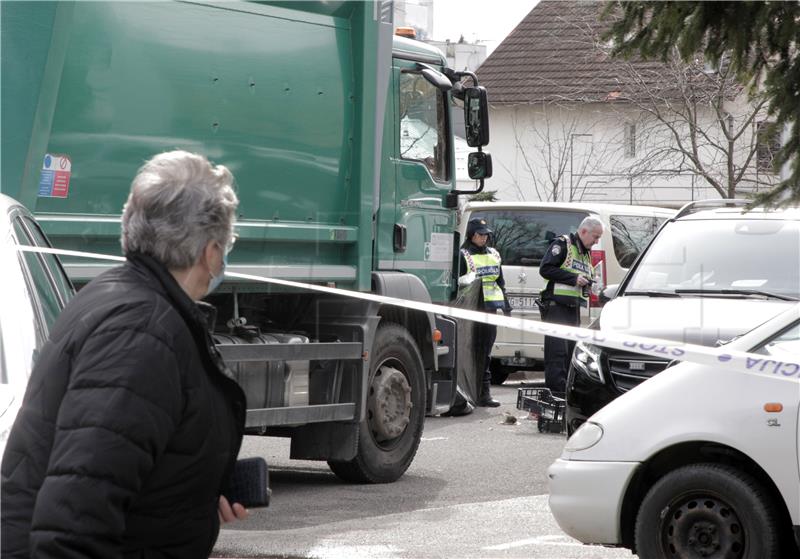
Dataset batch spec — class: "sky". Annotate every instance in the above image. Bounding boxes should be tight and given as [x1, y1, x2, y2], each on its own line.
[431, 0, 541, 56]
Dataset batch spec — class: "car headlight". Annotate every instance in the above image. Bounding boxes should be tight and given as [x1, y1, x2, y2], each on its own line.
[572, 341, 604, 382]
[564, 421, 604, 452]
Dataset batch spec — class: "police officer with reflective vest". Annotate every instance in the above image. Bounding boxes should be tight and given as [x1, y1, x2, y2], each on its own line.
[539, 216, 604, 394]
[458, 217, 511, 407]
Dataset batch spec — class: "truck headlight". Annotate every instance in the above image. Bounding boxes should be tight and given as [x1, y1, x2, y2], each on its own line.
[564, 421, 604, 452]
[572, 341, 604, 383]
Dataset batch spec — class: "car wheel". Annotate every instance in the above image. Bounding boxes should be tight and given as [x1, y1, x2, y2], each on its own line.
[328, 322, 425, 483]
[635, 463, 779, 559]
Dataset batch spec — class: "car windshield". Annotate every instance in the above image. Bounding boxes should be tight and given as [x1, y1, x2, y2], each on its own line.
[626, 218, 800, 300]
[472, 210, 588, 266]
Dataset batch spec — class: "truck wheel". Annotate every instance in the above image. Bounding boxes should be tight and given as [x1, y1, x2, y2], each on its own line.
[635, 463, 779, 559]
[489, 361, 511, 385]
[328, 322, 425, 483]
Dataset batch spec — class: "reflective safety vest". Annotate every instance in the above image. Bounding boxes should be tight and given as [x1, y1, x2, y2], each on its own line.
[460, 247, 506, 309]
[551, 235, 593, 308]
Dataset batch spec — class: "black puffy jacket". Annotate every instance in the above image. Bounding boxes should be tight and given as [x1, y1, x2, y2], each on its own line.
[1, 252, 246, 559]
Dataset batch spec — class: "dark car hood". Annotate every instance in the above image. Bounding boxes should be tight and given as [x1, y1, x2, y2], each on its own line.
[599, 296, 793, 346]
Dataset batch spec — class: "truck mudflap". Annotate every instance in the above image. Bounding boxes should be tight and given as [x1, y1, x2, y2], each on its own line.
[327, 321, 426, 483]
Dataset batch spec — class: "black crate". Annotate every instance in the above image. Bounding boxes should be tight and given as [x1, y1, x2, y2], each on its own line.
[516, 388, 566, 434]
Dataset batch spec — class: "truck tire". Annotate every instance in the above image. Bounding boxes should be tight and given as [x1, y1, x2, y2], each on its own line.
[328, 322, 425, 483]
[635, 463, 779, 559]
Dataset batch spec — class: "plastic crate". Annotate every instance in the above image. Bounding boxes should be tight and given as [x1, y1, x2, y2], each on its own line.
[516, 387, 566, 434]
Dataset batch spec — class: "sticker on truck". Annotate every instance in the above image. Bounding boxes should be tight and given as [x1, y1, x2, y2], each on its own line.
[424, 232, 452, 261]
[38, 154, 72, 198]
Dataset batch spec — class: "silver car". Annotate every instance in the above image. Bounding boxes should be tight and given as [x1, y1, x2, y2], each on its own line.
[0, 194, 74, 455]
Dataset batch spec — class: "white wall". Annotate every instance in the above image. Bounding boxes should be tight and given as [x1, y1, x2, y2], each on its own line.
[427, 40, 487, 73]
[485, 99, 777, 206]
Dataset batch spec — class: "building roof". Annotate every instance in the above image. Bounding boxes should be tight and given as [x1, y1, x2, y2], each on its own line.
[476, 0, 694, 105]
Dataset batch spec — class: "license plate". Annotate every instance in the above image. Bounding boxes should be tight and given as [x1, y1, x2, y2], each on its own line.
[508, 296, 537, 309]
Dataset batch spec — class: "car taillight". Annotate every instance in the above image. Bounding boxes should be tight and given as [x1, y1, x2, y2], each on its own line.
[590, 249, 607, 307]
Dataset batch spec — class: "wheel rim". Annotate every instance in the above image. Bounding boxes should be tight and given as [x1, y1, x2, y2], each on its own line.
[366, 361, 412, 447]
[660, 492, 745, 558]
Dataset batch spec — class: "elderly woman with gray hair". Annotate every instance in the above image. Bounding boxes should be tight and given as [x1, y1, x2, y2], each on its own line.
[2, 150, 248, 559]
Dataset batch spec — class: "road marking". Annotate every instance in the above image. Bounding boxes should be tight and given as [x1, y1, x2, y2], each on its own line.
[484, 534, 587, 550]
[420, 436, 447, 441]
[307, 544, 402, 559]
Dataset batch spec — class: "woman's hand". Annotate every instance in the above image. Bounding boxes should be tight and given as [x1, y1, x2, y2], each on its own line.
[218, 495, 249, 524]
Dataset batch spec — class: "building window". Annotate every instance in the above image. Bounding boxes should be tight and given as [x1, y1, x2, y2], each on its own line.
[624, 123, 636, 158]
[756, 121, 781, 173]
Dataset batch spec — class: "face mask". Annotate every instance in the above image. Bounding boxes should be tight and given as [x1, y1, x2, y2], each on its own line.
[206, 250, 228, 296]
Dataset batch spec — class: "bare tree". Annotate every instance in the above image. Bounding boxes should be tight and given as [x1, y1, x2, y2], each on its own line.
[499, 102, 620, 202]
[610, 49, 778, 199]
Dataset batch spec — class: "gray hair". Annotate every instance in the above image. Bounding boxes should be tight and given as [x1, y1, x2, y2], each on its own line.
[121, 150, 239, 269]
[579, 216, 604, 232]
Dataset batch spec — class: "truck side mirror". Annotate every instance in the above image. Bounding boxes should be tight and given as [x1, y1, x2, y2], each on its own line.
[467, 152, 492, 180]
[464, 86, 489, 147]
[420, 67, 453, 92]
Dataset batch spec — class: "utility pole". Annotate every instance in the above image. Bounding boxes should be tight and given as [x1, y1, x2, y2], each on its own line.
[569, 133, 593, 201]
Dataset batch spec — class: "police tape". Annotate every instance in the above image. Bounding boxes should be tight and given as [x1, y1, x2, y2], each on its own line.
[13, 245, 800, 379]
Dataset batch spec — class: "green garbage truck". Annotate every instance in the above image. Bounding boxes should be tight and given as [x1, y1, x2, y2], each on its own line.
[1, 1, 492, 483]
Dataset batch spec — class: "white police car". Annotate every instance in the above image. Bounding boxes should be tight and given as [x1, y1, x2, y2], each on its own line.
[549, 303, 800, 558]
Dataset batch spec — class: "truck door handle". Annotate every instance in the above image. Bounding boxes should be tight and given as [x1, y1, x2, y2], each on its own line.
[393, 224, 407, 253]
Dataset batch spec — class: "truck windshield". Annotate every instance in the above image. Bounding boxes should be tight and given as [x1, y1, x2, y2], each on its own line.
[626, 219, 800, 299]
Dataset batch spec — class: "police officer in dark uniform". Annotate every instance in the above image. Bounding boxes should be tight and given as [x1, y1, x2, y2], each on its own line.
[458, 217, 512, 407]
[539, 216, 604, 394]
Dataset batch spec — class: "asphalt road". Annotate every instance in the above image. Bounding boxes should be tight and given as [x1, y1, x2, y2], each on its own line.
[213, 372, 636, 559]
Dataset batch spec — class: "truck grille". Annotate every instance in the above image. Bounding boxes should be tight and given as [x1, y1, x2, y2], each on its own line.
[606, 351, 671, 392]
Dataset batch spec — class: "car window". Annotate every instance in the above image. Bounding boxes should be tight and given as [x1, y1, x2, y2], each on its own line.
[1, 233, 41, 385]
[20, 216, 73, 306]
[626, 219, 800, 298]
[610, 215, 667, 269]
[12, 217, 64, 333]
[399, 72, 449, 182]
[470, 210, 588, 266]
[754, 322, 800, 359]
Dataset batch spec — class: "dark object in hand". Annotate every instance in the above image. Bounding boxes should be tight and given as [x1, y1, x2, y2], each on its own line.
[534, 297, 550, 320]
[582, 277, 595, 298]
[222, 457, 271, 508]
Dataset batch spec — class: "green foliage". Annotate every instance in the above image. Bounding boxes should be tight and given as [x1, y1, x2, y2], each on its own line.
[468, 190, 498, 202]
[603, 1, 800, 206]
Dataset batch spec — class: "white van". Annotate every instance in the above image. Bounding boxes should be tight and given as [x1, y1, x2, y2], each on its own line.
[459, 202, 675, 383]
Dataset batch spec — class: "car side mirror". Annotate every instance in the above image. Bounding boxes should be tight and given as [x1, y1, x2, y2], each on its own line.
[464, 86, 489, 147]
[600, 284, 618, 304]
[467, 152, 492, 180]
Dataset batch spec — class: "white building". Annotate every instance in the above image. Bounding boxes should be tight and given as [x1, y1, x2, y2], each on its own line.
[427, 40, 487, 74]
[476, 0, 781, 207]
